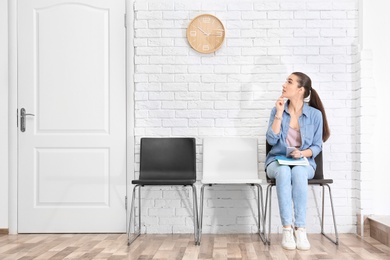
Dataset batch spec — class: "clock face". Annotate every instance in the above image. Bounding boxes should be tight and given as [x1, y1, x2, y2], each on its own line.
[186, 14, 225, 54]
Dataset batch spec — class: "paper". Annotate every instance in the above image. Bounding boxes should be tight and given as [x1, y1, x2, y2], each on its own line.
[275, 155, 309, 166]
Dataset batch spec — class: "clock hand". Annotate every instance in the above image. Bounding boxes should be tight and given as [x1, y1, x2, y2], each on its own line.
[196, 26, 209, 36]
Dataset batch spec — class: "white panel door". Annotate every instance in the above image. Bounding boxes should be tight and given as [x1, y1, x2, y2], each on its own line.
[17, 0, 126, 232]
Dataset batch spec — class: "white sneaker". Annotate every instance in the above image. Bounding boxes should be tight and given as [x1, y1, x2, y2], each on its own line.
[281, 227, 296, 250]
[294, 228, 311, 250]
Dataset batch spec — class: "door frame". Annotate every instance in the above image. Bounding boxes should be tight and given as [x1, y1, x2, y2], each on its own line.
[7, 0, 135, 234]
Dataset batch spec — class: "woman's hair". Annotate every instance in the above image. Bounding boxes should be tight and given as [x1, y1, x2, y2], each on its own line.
[292, 72, 330, 142]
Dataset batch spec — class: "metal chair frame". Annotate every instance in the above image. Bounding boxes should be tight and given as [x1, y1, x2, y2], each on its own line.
[199, 183, 265, 244]
[128, 184, 199, 245]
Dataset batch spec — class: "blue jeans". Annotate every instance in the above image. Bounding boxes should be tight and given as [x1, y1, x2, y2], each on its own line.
[266, 161, 314, 228]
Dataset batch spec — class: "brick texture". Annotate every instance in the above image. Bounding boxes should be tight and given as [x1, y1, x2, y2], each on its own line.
[131, 0, 359, 234]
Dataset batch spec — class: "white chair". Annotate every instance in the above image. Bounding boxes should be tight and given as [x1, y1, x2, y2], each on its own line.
[199, 137, 266, 244]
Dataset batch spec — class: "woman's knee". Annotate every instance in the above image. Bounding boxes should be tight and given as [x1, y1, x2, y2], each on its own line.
[271, 165, 292, 182]
[291, 166, 313, 182]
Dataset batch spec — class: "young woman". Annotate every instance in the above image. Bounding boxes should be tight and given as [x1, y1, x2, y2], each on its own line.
[265, 72, 330, 250]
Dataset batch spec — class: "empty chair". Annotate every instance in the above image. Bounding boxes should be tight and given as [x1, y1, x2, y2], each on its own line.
[127, 137, 199, 245]
[199, 137, 266, 244]
[264, 141, 339, 245]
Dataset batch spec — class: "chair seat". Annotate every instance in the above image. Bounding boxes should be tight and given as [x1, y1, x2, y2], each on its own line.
[266, 178, 333, 185]
[201, 179, 263, 184]
[132, 179, 196, 185]
[308, 179, 333, 185]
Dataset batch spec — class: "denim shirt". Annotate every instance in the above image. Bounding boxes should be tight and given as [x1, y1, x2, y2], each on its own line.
[265, 101, 323, 170]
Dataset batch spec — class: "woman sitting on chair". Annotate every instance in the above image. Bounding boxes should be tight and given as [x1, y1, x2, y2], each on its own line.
[265, 72, 330, 251]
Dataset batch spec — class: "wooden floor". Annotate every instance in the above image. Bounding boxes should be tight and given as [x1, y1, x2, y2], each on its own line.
[1, 233, 390, 260]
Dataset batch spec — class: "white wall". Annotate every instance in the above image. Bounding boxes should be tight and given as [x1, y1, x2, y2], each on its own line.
[361, 1, 390, 215]
[0, 0, 9, 230]
[133, 0, 358, 234]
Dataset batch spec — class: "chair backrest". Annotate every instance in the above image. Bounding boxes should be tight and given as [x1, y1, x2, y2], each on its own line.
[265, 141, 323, 180]
[313, 150, 323, 180]
[139, 137, 196, 181]
[203, 137, 259, 180]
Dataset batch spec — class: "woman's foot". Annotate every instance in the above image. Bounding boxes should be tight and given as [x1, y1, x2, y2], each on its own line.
[282, 227, 296, 250]
[294, 228, 311, 250]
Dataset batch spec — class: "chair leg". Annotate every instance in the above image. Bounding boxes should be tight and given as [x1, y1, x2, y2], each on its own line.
[254, 184, 266, 244]
[128, 185, 141, 245]
[320, 184, 339, 245]
[198, 185, 206, 244]
[263, 184, 273, 245]
[191, 185, 200, 245]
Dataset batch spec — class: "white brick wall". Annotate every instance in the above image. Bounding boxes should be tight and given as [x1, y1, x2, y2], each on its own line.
[131, 0, 359, 234]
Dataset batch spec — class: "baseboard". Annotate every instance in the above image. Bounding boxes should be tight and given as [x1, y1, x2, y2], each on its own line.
[368, 215, 390, 247]
[0, 228, 9, 234]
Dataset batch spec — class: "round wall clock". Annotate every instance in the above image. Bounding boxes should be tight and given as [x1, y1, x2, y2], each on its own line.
[186, 14, 225, 54]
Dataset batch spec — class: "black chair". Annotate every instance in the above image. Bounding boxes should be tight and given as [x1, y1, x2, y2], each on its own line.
[263, 142, 339, 245]
[127, 137, 199, 245]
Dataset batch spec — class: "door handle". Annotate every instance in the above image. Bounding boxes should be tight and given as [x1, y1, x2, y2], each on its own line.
[20, 108, 35, 132]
